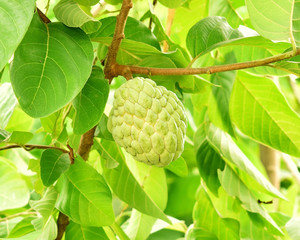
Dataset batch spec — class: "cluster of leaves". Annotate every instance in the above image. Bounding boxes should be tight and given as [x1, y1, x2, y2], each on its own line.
[0, 0, 300, 239]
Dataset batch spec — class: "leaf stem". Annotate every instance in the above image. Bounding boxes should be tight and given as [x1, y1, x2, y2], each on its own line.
[0, 144, 68, 153]
[114, 48, 300, 77]
[110, 222, 130, 240]
[0, 209, 38, 222]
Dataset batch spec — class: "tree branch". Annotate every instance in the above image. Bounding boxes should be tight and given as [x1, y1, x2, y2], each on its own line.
[104, 0, 133, 81]
[0, 144, 68, 153]
[55, 212, 69, 240]
[77, 126, 97, 161]
[113, 48, 300, 77]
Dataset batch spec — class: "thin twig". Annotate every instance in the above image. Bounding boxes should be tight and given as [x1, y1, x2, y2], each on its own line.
[0, 144, 68, 153]
[104, 0, 133, 81]
[113, 48, 300, 77]
[282, 153, 300, 186]
[0, 210, 38, 222]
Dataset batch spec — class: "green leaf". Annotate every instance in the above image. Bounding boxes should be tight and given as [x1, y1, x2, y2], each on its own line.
[10, 13, 94, 118]
[246, 0, 300, 45]
[186, 16, 242, 58]
[158, 0, 185, 8]
[0, 217, 23, 238]
[195, 136, 225, 196]
[95, 140, 170, 223]
[230, 72, 300, 157]
[193, 186, 240, 240]
[186, 227, 218, 240]
[204, 123, 285, 200]
[286, 217, 300, 239]
[54, 0, 102, 34]
[40, 149, 70, 187]
[0, 158, 29, 211]
[74, 0, 99, 6]
[0, 83, 17, 128]
[125, 210, 156, 240]
[165, 157, 188, 177]
[0, 0, 36, 71]
[218, 165, 283, 235]
[95, 114, 114, 141]
[4, 131, 33, 145]
[29, 187, 58, 223]
[208, 53, 236, 135]
[73, 66, 109, 135]
[65, 221, 109, 240]
[209, 0, 245, 28]
[56, 157, 114, 226]
[0, 129, 10, 142]
[8, 217, 36, 238]
[40, 109, 65, 139]
[90, 16, 160, 49]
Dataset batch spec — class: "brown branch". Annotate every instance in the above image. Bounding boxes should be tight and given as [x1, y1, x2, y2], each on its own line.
[77, 126, 97, 161]
[37, 8, 51, 24]
[113, 48, 300, 77]
[0, 144, 68, 153]
[104, 0, 133, 81]
[55, 212, 69, 240]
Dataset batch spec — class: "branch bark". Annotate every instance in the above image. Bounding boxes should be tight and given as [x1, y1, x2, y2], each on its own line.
[112, 48, 300, 77]
[104, 0, 133, 81]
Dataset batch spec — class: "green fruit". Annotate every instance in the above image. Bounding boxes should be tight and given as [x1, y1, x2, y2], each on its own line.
[108, 77, 187, 167]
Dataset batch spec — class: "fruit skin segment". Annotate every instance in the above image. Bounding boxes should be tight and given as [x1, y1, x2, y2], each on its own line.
[108, 77, 187, 167]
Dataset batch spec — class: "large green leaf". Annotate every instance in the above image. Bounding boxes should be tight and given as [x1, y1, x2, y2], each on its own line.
[0, 0, 35, 71]
[246, 0, 300, 45]
[0, 158, 29, 211]
[125, 210, 156, 240]
[90, 16, 160, 49]
[218, 166, 283, 235]
[95, 139, 170, 223]
[4, 131, 33, 145]
[208, 0, 245, 28]
[186, 227, 218, 240]
[230, 72, 300, 157]
[72, 66, 109, 135]
[0, 83, 17, 129]
[186, 16, 242, 59]
[29, 187, 58, 224]
[54, 0, 101, 34]
[193, 186, 240, 240]
[10, 13, 94, 118]
[204, 124, 285, 199]
[40, 149, 70, 187]
[158, 0, 185, 8]
[208, 53, 236, 135]
[56, 157, 114, 226]
[65, 221, 109, 240]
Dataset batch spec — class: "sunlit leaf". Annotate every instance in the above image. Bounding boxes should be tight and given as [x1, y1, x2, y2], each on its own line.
[0, 0, 35, 71]
[65, 221, 109, 240]
[10, 13, 94, 118]
[54, 0, 101, 34]
[73, 66, 109, 135]
[246, 0, 300, 45]
[40, 149, 70, 187]
[0, 83, 17, 129]
[186, 16, 242, 58]
[0, 158, 29, 211]
[230, 72, 300, 157]
[95, 140, 170, 223]
[193, 186, 240, 240]
[56, 157, 114, 226]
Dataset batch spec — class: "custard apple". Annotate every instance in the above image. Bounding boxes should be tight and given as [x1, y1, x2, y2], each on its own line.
[108, 77, 187, 167]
